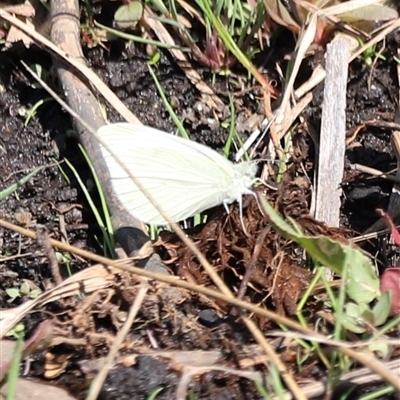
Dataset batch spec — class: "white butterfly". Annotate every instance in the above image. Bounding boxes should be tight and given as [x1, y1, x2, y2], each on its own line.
[97, 123, 258, 225]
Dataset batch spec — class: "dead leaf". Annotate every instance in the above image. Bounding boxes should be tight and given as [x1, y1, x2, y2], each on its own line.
[2, 0, 36, 18]
[5, 19, 35, 48]
[380, 268, 400, 316]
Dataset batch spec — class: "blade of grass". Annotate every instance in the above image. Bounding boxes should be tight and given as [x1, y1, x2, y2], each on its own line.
[78, 144, 114, 248]
[0, 166, 44, 201]
[94, 21, 189, 51]
[222, 95, 249, 160]
[223, 94, 236, 158]
[370, 315, 400, 340]
[24, 98, 52, 126]
[359, 385, 396, 400]
[53, 158, 70, 184]
[147, 63, 189, 138]
[62, 158, 115, 257]
[5, 334, 24, 400]
[197, 0, 273, 91]
[237, 0, 266, 50]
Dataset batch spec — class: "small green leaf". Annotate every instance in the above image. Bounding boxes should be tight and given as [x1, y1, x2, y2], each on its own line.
[19, 282, 30, 296]
[341, 302, 366, 334]
[114, 1, 143, 30]
[368, 341, 390, 358]
[147, 50, 160, 65]
[29, 289, 42, 299]
[5, 323, 25, 338]
[55, 251, 71, 263]
[359, 302, 374, 323]
[6, 288, 20, 299]
[259, 195, 380, 304]
[372, 291, 391, 326]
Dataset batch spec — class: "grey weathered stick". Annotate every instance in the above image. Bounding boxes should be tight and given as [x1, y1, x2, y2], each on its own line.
[315, 35, 350, 227]
[315, 35, 351, 279]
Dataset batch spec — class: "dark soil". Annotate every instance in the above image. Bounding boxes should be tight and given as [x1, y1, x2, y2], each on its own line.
[1, 5, 400, 400]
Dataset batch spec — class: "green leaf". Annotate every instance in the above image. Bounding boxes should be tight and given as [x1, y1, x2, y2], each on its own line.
[19, 282, 30, 296]
[5, 324, 25, 338]
[341, 295, 391, 334]
[368, 341, 390, 358]
[359, 302, 374, 322]
[29, 289, 42, 299]
[147, 51, 160, 65]
[114, 1, 143, 30]
[258, 195, 380, 304]
[5, 288, 20, 299]
[372, 291, 391, 326]
[341, 302, 366, 334]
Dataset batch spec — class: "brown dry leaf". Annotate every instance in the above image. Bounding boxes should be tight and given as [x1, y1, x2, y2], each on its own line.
[2, 0, 40, 47]
[263, 0, 300, 32]
[2, 0, 36, 18]
[0, 264, 117, 337]
[5, 19, 35, 47]
[44, 352, 72, 379]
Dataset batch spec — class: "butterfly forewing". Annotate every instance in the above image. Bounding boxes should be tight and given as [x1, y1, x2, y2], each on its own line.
[100, 124, 234, 171]
[97, 123, 257, 225]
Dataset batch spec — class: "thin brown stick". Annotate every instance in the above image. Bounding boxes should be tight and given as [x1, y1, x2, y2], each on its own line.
[85, 286, 149, 400]
[36, 226, 63, 286]
[349, 163, 400, 184]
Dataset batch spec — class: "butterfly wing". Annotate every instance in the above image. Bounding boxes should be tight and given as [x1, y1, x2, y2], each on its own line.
[97, 123, 241, 224]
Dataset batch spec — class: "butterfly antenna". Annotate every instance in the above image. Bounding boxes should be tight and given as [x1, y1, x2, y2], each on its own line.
[223, 202, 230, 215]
